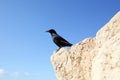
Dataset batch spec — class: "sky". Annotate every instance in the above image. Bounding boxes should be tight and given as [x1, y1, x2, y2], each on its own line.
[0, 0, 120, 80]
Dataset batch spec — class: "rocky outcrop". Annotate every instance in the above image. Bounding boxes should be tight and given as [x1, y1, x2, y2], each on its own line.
[51, 11, 120, 80]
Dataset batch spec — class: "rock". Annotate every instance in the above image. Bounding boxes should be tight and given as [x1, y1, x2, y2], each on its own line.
[51, 11, 120, 80]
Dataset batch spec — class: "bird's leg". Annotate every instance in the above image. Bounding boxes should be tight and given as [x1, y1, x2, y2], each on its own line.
[56, 47, 61, 52]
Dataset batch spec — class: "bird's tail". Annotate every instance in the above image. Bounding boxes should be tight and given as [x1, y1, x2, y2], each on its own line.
[69, 43, 73, 46]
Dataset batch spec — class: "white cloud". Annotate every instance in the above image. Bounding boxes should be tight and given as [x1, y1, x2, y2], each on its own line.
[11, 71, 19, 78]
[0, 69, 19, 78]
[24, 72, 30, 76]
[0, 69, 30, 78]
[0, 69, 8, 77]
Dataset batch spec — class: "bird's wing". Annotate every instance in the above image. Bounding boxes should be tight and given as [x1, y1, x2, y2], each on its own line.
[57, 36, 71, 45]
[60, 39, 70, 44]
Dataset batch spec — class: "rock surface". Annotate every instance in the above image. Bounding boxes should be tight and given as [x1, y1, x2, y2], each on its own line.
[51, 11, 120, 80]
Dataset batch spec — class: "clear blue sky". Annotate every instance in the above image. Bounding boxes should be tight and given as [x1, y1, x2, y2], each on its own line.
[0, 0, 120, 80]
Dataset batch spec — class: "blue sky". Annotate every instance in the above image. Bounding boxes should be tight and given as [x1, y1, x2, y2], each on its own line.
[0, 0, 120, 80]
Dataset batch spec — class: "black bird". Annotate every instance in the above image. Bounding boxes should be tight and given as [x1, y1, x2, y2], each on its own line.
[46, 29, 72, 50]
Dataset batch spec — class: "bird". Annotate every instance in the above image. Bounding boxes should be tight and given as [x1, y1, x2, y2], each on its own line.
[46, 29, 72, 51]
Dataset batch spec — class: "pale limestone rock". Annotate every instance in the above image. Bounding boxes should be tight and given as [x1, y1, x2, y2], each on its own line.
[51, 11, 120, 80]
